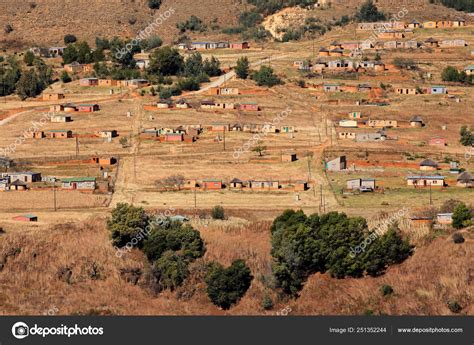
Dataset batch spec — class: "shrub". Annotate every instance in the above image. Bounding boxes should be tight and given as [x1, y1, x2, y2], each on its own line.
[380, 284, 394, 296]
[4, 24, 13, 34]
[142, 222, 205, 262]
[107, 203, 148, 248]
[459, 126, 474, 146]
[205, 260, 253, 310]
[452, 232, 465, 244]
[211, 206, 225, 220]
[452, 202, 472, 229]
[235, 57, 250, 79]
[61, 71, 72, 83]
[23, 51, 35, 66]
[262, 295, 274, 310]
[148, 0, 162, 9]
[149, 46, 184, 76]
[151, 251, 189, 292]
[177, 16, 207, 32]
[355, 0, 386, 22]
[251, 66, 283, 87]
[447, 300, 462, 313]
[64, 34, 77, 45]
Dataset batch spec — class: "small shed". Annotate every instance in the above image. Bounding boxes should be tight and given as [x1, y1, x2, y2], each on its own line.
[436, 213, 453, 225]
[13, 214, 38, 222]
[282, 153, 297, 162]
[419, 159, 438, 171]
[457, 171, 474, 187]
[410, 115, 424, 127]
[202, 179, 223, 190]
[78, 104, 100, 112]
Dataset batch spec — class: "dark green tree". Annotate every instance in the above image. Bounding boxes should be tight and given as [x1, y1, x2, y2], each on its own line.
[148, 0, 162, 9]
[62, 45, 79, 64]
[15, 69, 42, 100]
[251, 65, 282, 87]
[64, 34, 77, 45]
[61, 71, 72, 83]
[211, 206, 225, 220]
[151, 251, 189, 291]
[452, 202, 472, 229]
[203, 56, 221, 77]
[23, 51, 35, 66]
[107, 203, 149, 248]
[205, 260, 253, 309]
[235, 56, 250, 79]
[460, 126, 474, 146]
[149, 46, 184, 76]
[184, 52, 204, 77]
[355, 0, 386, 22]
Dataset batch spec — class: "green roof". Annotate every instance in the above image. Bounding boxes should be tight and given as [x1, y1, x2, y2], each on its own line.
[61, 177, 96, 183]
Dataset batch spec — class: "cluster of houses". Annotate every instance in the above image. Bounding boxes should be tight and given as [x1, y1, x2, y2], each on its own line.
[200, 100, 260, 111]
[79, 78, 150, 88]
[30, 46, 66, 58]
[179, 178, 308, 191]
[210, 122, 295, 134]
[356, 19, 466, 31]
[338, 112, 425, 133]
[178, 41, 250, 51]
[50, 103, 100, 113]
[395, 85, 449, 95]
[141, 125, 202, 143]
[0, 172, 98, 191]
[295, 59, 387, 74]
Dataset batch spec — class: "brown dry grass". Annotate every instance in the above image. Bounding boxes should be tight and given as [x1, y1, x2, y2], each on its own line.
[0, 216, 471, 316]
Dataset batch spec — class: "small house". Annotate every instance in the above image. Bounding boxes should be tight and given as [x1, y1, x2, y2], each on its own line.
[249, 180, 279, 190]
[356, 132, 387, 142]
[424, 37, 439, 47]
[239, 102, 259, 111]
[464, 65, 474, 76]
[282, 153, 297, 162]
[50, 104, 64, 112]
[326, 156, 346, 172]
[98, 79, 118, 87]
[367, 119, 398, 128]
[229, 178, 245, 189]
[338, 132, 356, 140]
[78, 104, 100, 112]
[51, 115, 72, 123]
[164, 133, 184, 142]
[230, 42, 249, 49]
[423, 21, 437, 29]
[42, 93, 65, 101]
[427, 86, 447, 94]
[8, 180, 28, 191]
[419, 159, 438, 171]
[323, 84, 340, 93]
[396, 87, 418, 95]
[48, 130, 73, 139]
[294, 181, 308, 191]
[13, 214, 38, 222]
[29, 131, 45, 139]
[452, 18, 466, 27]
[409, 115, 424, 127]
[348, 111, 362, 119]
[457, 171, 474, 187]
[346, 178, 376, 190]
[281, 126, 295, 133]
[7, 172, 42, 183]
[80, 78, 99, 86]
[410, 216, 433, 227]
[202, 179, 223, 190]
[429, 137, 446, 146]
[437, 213, 453, 225]
[61, 177, 96, 190]
[63, 103, 77, 112]
[319, 47, 330, 57]
[176, 99, 190, 109]
[408, 19, 421, 29]
[339, 120, 358, 128]
[211, 123, 230, 132]
[157, 100, 172, 109]
[440, 39, 466, 48]
[96, 130, 118, 139]
[407, 175, 445, 187]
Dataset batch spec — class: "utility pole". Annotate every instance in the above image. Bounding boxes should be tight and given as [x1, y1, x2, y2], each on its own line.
[319, 184, 323, 214]
[53, 178, 57, 211]
[194, 188, 197, 217]
[223, 127, 226, 151]
[75, 137, 79, 157]
[429, 183, 433, 205]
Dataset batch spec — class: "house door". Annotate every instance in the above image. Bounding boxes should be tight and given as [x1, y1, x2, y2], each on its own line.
[72, 183, 77, 189]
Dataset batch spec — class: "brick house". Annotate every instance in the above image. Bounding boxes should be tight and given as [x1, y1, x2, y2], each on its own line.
[249, 180, 279, 190]
[51, 115, 72, 123]
[42, 93, 65, 101]
[80, 78, 99, 86]
[78, 104, 100, 112]
[164, 133, 184, 142]
[367, 119, 398, 128]
[419, 159, 438, 171]
[95, 130, 118, 138]
[429, 137, 446, 146]
[211, 123, 230, 132]
[13, 214, 38, 222]
[346, 178, 376, 190]
[61, 177, 96, 190]
[63, 103, 78, 112]
[239, 102, 259, 111]
[407, 175, 445, 187]
[323, 84, 340, 92]
[50, 104, 64, 112]
[202, 179, 223, 190]
[326, 156, 346, 171]
[48, 130, 73, 139]
[396, 87, 418, 95]
[230, 42, 249, 49]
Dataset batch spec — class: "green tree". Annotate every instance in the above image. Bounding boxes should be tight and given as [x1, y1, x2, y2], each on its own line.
[142, 221, 205, 262]
[64, 34, 77, 45]
[251, 65, 282, 87]
[76, 41, 93, 63]
[62, 45, 79, 64]
[61, 71, 71, 83]
[459, 126, 474, 146]
[252, 141, 267, 156]
[205, 260, 253, 310]
[148, 0, 162, 9]
[151, 251, 189, 291]
[452, 202, 472, 229]
[235, 57, 250, 79]
[15, 69, 41, 100]
[184, 52, 204, 77]
[442, 66, 461, 82]
[203, 56, 221, 77]
[211, 206, 225, 220]
[355, 0, 386, 22]
[149, 46, 184, 76]
[23, 51, 35, 66]
[107, 203, 149, 248]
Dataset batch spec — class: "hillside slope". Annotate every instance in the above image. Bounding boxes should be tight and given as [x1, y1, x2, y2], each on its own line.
[0, 0, 241, 48]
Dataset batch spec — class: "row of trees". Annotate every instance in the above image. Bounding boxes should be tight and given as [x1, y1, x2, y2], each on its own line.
[108, 203, 252, 309]
[271, 210, 413, 296]
[235, 57, 283, 87]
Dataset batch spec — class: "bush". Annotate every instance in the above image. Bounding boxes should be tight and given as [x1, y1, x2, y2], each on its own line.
[149, 46, 184, 76]
[151, 251, 189, 292]
[205, 260, 253, 310]
[235, 57, 250, 79]
[355, 0, 386, 22]
[262, 295, 274, 310]
[177, 16, 207, 32]
[251, 66, 283, 87]
[211, 206, 225, 220]
[447, 300, 462, 313]
[107, 203, 149, 248]
[142, 221, 205, 262]
[380, 284, 394, 296]
[64, 34, 77, 45]
[23, 51, 35, 66]
[459, 126, 474, 146]
[4, 24, 13, 34]
[452, 202, 472, 229]
[271, 210, 413, 296]
[60, 71, 72, 83]
[148, 0, 162, 9]
[452, 232, 465, 244]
